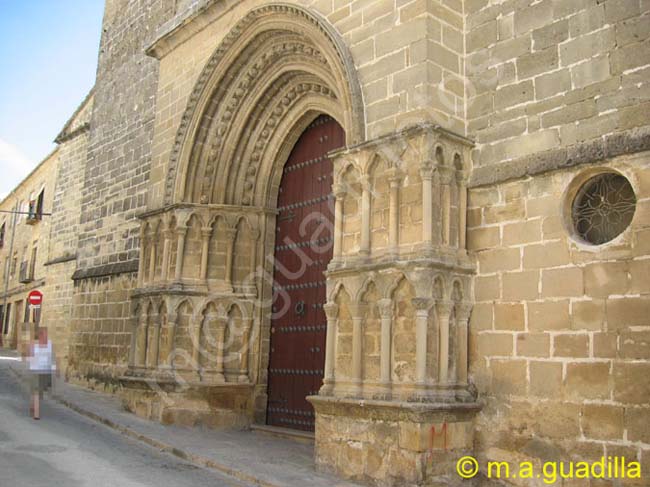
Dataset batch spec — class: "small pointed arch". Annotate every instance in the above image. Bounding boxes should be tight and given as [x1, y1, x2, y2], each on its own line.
[357, 276, 378, 303]
[330, 281, 351, 304]
[336, 159, 361, 185]
[451, 279, 464, 302]
[145, 299, 156, 316]
[186, 212, 206, 230]
[435, 144, 445, 166]
[453, 152, 463, 171]
[198, 300, 220, 318]
[433, 275, 446, 301]
[174, 298, 194, 315]
[226, 300, 246, 319]
[385, 273, 409, 299]
[208, 212, 226, 231]
[328, 280, 347, 302]
[166, 213, 178, 233]
[366, 152, 389, 179]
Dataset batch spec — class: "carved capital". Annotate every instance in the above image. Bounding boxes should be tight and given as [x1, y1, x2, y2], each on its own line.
[411, 297, 432, 314]
[455, 301, 473, 322]
[176, 225, 188, 238]
[435, 300, 453, 317]
[386, 167, 404, 186]
[419, 166, 434, 180]
[377, 298, 393, 319]
[201, 227, 213, 240]
[332, 183, 347, 199]
[438, 166, 454, 185]
[323, 302, 339, 321]
[349, 303, 368, 320]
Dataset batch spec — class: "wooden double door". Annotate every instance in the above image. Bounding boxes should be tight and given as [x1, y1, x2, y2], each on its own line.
[266, 116, 345, 431]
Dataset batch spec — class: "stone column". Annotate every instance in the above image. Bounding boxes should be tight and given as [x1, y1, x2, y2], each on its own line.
[387, 169, 403, 255]
[162, 311, 178, 370]
[135, 309, 148, 368]
[349, 303, 367, 396]
[147, 230, 157, 284]
[248, 229, 260, 291]
[439, 167, 453, 247]
[377, 298, 393, 395]
[332, 184, 346, 263]
[137, 226, 147, 287]
[147, 312, 161, 369]
[160, 228, 172, 281]
[192, 314, 204, 370]
[200, 227, 212, 281]
[360, 175, 371, 257]
[128, 309, 139, 367]
[321, 302, 339, 395]
[412, 298, 432, 385]
[420, 167, 434, 245]
[214, 314, 227, 382]
[224, 227, 237, 292]
[174, 225, 188, 282]
[436, 300, 453, 384]
[457, 174, 468, 250]
[455, 302, 472, 386]
[238, 317, 253, 383]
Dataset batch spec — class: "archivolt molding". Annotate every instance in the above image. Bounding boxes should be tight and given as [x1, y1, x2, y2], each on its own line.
[164, 3, 365, 206]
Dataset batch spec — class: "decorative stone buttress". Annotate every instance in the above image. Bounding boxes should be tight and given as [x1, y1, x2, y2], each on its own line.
[308, 124, 480, 486]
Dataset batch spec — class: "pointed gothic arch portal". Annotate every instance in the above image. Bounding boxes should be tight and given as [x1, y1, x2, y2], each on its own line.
[266, 115, 345, 431]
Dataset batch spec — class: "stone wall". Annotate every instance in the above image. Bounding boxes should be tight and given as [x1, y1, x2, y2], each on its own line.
[468, 152, 650, 484]
[466, 0, 650, 176]
[43, 92, 93, 374]
[464, 1, 650, 484]
[68, 272, 136, 386]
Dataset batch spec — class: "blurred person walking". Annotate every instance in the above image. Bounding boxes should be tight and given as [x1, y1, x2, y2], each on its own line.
[26, 327, 55, 419]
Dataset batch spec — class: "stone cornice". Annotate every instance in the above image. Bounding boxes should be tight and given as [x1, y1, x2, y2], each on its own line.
[54, 123, 90, 144]
[72, 260, 139, 281]
[137, 202, 278, 220]
[44, 253, 77, 266]
[469, 126, 650, 188]
[308, 395, 482, 422]
[328, 122, 475, 160]
[145, 0, 232, 59]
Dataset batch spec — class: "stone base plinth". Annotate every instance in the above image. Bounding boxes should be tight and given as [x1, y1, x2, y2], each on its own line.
[118, 375, 254, 429]
[308, 396, 481, 487]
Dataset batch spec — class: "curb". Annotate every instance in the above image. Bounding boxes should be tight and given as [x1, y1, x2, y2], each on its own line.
[8, 364, 280, 487]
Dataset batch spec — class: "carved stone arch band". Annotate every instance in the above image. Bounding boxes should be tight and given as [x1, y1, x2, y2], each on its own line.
[165, 3, 366, 206]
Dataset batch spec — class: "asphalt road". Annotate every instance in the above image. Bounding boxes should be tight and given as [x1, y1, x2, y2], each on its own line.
[0, 355, 250, 487]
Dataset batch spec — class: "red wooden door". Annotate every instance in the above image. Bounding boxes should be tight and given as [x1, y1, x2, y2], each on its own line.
[266, 115, 345, 431]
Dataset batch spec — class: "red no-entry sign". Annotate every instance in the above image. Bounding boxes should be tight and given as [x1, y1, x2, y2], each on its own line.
[28, 290, 43, 307]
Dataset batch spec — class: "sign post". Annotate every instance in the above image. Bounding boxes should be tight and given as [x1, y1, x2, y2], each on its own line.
[28, 290, 43, 337]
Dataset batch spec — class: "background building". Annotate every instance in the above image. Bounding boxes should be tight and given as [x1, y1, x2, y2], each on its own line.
[1, 0, 649, 485]
[0, 149, 57, 350]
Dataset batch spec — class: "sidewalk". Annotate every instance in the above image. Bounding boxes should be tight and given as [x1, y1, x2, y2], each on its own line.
[2, 351, 360, 487]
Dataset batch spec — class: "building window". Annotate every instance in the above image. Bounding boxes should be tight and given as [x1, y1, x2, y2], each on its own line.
[30, 245, 37, 277]
[0, 223, 5, 247]
[36, 189, 44, 218]
[571, 172, 636, 245]
[3, 303, 10, 334]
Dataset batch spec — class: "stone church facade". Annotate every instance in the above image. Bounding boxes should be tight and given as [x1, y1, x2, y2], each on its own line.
[2, 0, 649, 485]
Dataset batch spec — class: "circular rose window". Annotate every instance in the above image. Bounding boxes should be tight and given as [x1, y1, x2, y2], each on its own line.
[571, 172, 636, 245]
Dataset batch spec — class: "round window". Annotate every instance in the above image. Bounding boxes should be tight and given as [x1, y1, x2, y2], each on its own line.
[571, 172, 636, 245]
